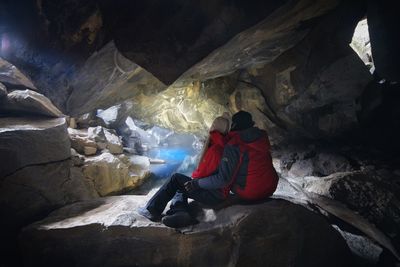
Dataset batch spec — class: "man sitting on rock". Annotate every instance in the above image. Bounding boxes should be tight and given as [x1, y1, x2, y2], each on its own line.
[138, 110, 279, 228]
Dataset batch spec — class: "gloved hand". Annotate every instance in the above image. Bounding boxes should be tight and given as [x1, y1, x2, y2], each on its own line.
[184, 180, 200, 193]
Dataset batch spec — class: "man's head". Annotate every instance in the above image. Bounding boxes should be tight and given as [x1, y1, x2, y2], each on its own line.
[231, 111, 254, 131]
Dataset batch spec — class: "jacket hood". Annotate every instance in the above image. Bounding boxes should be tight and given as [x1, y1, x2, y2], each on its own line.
[229, 127, 270, 151]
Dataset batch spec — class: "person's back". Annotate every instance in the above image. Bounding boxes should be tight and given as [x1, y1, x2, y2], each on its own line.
[227, 127, 278, 200]
[196, 110, 278, 201]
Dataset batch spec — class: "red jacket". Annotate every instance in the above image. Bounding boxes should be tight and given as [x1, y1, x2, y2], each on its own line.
[197, 127, 278, 200]
[192, 131, 227, 179]
[227, 129, 278, 200]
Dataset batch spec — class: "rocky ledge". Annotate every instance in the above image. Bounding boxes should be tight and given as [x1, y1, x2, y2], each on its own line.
[20, 196, 353, 267]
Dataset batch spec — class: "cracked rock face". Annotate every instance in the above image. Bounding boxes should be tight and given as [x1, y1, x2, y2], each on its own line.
[303, 170, 400, 253]
[0, 57, 37, 91]
[0, 89, 64, 118]
[20, 196, 352, 267]
[66, 42, 166, 116]
[0, 117, 70, 177]
[82, 152, 150, 196]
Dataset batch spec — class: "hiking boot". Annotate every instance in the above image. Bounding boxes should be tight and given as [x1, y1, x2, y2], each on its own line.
[161, 211, 197, 228]
[137, 207, 161, 222]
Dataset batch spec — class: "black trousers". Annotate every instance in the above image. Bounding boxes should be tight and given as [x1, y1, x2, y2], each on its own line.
[146, 173, 225, 215]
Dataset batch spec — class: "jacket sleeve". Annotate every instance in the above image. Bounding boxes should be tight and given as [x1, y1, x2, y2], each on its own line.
[196, 145, 240, 190]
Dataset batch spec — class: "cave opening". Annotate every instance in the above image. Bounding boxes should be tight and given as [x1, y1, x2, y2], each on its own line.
[1, 0, 400, 267]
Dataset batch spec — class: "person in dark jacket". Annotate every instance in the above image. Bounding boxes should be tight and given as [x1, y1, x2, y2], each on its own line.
[138, 111, 278, 228]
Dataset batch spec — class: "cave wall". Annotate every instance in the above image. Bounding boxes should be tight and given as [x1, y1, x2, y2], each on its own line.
[0, 0, 398, 144]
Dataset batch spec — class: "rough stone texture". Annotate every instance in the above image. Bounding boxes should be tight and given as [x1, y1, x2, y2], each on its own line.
[0, 89, 64, 117]
[224, 1, 368, 141]
[83, 146, 97, 156]
[287, 159, 314, 178]
[0, 57, 37, 90]
[19, 196, 353, 267]
[115, 2, 371, 142]
[82, 152, 150, 196]
[88, 126, 123, 154]
[0, 117, 70, 177]
[333, 225, 382, 265]
[0, 161, 96, 225]
[179, 0, 339, 82]
[69, 126, 123, 155]
[76, 112, 106, 128]
[275, 175, 400, 262]
[70, 148, 84, 166]
[303, 170, 400, 252]
[127, 155, 151, 177]
[273, 146, 354, 179]
[66, 42, 166, 116]
[68, 117, 77, 129]
[68, 128, 97, 155]
[313, 153, 353, 176]
[0, 160, 97, 265]
[0, 82, 7, 98]
[128, 80, 230, 134]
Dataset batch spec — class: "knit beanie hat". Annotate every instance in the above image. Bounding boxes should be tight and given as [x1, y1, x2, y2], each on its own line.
[231, 111, 254, 131]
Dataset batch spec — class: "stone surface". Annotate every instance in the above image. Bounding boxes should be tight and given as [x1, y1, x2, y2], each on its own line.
[82, 152, 149, 196]
[83, 146, 97, 156]
[0, 160, 97, 265]
[313, 153, 353, 176]
[68, 117, 77, 129]
[66, 42, 166, 116]
[274, 146, 354, 179]
[179, 0, 339, 82]
[303, 170, 400, 252]
[128, 79, 231, 134]
[287, 159, 315, 178]
[88, 126, 123, 154]
[70, 148, 84, 166]
[0, 57, 37, 90]
[19, 196, 353, 267]
[120, 1, 371, 141]
[0, 117, 70, 177]
[76, 112, 106, 128]
[68, 128, 97, 155]
[333, 225, 382, 265]
[0, 82, 7, 98]
[0, 89, 63, 117]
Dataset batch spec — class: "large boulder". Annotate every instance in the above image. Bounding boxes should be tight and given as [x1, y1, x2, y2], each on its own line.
[19, 196, 353, 267]
[0, 161, 95, 232]
[0, 57, 37, 90]
[0, 117, 70, 177]
[0, 160, 97, 266]
[82, 152, 150, 196]
[303, 170, 400, 253]
[66, 41, 166, 116]
[0, 89, 64, 117]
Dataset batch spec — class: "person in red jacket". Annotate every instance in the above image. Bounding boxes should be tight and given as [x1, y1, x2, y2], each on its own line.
[194, 111, 279, 200]
[138, 115, 231, 226]
[138, 111, 278, 228]
[191, 116, 229, 182]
